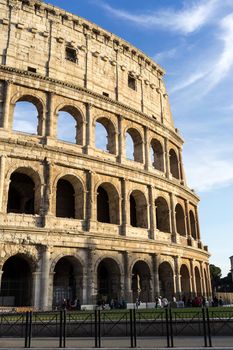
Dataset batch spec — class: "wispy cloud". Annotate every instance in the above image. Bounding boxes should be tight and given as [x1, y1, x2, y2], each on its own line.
[153, 48, 178, 63]
[101, 0, 221, 34]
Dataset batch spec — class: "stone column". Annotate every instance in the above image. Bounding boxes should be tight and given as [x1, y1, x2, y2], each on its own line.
[43, 158, 54, 217]
[46, 92, 55, 137]
[117, 116, 123, 163]
[84, 102, 93, 154]
[40, 246, 51, 310]
[82, 269, 88, 305]
[121, 178, 127, 235]
[200, 262, 206, 296]
[86, 170, 94, 231]
[190, 260, 196, 297]
[164, 138, 170, 178]
[157, 81, 164, 124]
[123, 252, 132, 302]
[152, 254, 160, 298]
[144, 126, 149, 171]
[87, 249, 96, 304]
[2, 80, 12, 129]
[195, 207, 201, 241]
[174, 256, 181, 299]
[185, 200, 191, 237]
[0, 155, 6, 213]
[148, 185, 155, 239]
[178, 148, 185, 184]
[32, 271, 41, 309]
[169, 193, 177, 243]
[0, 270, 3, 294]
[206, 264, 212, 298]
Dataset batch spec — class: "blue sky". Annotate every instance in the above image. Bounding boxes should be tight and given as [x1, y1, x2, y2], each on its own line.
[44, 0, 233, 276]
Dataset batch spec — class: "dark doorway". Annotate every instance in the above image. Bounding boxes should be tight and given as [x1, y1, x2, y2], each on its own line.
[97, 186, 110, 223]
[97, 258, 120, 302]
[132, 261, 151, 302]
[56, 179, 75, 218]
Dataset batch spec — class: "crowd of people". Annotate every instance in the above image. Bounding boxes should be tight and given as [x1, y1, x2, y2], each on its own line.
[61, 298, 81, 311]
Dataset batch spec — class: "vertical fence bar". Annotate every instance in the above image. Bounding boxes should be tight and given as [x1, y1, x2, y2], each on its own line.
[165, 308, 170, 348]
[169, 308, 173, 348]
[94, 309, 98, 347]
[206, 308, 212, 347]
[28, 311, 32, 348]
[202, 307, 208, 347]
[133, 308, 137, 348]
[130, 309, 133, 348]
[63, 310, 66, 348]
[98, 309, 101, 348]
[59, 310, 63, 348]
[24, 311, 29, 348]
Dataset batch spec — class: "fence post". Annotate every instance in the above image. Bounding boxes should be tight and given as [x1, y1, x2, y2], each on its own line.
[24, 311, 29, 348]
[59, 310, 63, 348]
[28, 311, 32, 348]
[133, 308, 137, 348]
[63, 310, 66, 348]
[95, 309, 98, 348]
[202, 307, 208, 347]
[206, 308, 212, 347]
[169, 308, 173, 347]
[98, 309, 101, 348]
[165, 308, 170, 348]
[130, 309, 134, 348]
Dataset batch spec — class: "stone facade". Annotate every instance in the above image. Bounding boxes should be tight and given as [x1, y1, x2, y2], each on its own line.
[0, 0, 211, 309]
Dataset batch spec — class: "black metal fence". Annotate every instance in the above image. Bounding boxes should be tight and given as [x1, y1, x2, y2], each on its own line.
[0, 307, 232, 348]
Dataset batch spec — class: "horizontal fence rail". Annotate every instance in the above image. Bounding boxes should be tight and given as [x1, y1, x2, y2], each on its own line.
[0, 307, 232, 348]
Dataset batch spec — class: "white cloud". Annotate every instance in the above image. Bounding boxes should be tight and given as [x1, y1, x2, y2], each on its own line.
[102, 0, 221, 34]
[153, 48, 178, 63]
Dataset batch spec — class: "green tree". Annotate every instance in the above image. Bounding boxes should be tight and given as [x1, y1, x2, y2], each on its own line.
[210, 264, 222, 291]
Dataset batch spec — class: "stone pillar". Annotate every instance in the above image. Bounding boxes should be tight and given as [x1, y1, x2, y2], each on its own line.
[174, 256, 181, 299]
[0, 155, 6, 213]
[44, 158, 54, 217]
[84, 103, 93, 154]
[178, 148, 185, 183]
[157, 81, 164, 124]
[84, 33, 90, 89]
[148, 185, 155, 239]
[123, 252, 132, 302]
[190, 260, 196, 297]
[40, 246, 51, 310]
[86, 170, 94, 231]
[117, 116, 123, 163]
[0, 270, 3, 294]
[46, 92, 55, 137]
[195, 207, 201, 241]
[32, 271, 41, 309]
[82, 269, 88, 305]
[200, 262, 206, 296]
[206, 264, 212, 298]
[87, 249, 96, 304]
[169, 193, 177, 243]
[152, 254, 160, 298]
[185, 200, 191, 237]
[121, 178, 127, 235]
[164, 138, 170, 178]
[144, 126, 149, 171]
[2, 80, 12, 129]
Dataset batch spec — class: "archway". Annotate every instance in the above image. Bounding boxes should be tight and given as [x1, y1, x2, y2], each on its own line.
[95, 117, 116, 154]
[158, 262, 174, 301]
[150, 139, 164, 171]
[180, 265, 191, 299]
[131, 261, 152, 302]
[53, 256, 83, 307]
[56, 179, 75, 218]
[155, 197, 170, 232]
[130, 190, 148, 228]
[7, 172, 35, 214]
[57, 106, 83, 145]
[190, 211, 197, 239]
[97, 258, 121, 303]
[126, 128, 143, 163]
[175, 204, 186, 236]
[195, 267, 202, 296]
[97, 183, 119, 224]
[169, 149, 179, 179]
[0, 255, 32, 306]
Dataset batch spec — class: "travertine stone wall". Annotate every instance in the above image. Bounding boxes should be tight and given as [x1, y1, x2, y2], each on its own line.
[0, 0, 211, 309]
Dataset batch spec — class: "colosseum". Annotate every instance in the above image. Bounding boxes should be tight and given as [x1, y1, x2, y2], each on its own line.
[0, 0, 211, 309]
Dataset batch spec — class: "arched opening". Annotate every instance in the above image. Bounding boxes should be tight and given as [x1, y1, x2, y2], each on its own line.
[180, 265, 191, 298]
[95, 117, 116, 154]
[97, 258, 121, 303]
[189, 210, 197, 239]
[7, 172, 35, 214]
[97, 183, 119, 224]
[0, 255, 32, 306]
[57, 106, 83, 145]
[169, 149, 179, 179]
[150, 139, 164, 171]
[53, 256, 83, 307]
[195, 267, 202, 296]
[13, 97, 42, 135]
[159, 262, 174, 301]
[132, 261, 152, 302]
[56, 179, 75, 218]
[155, 197, 170, 232]
[130, 190, 148, 228]
[126, 128, 143, 163]
[175, 204, 186, 236]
